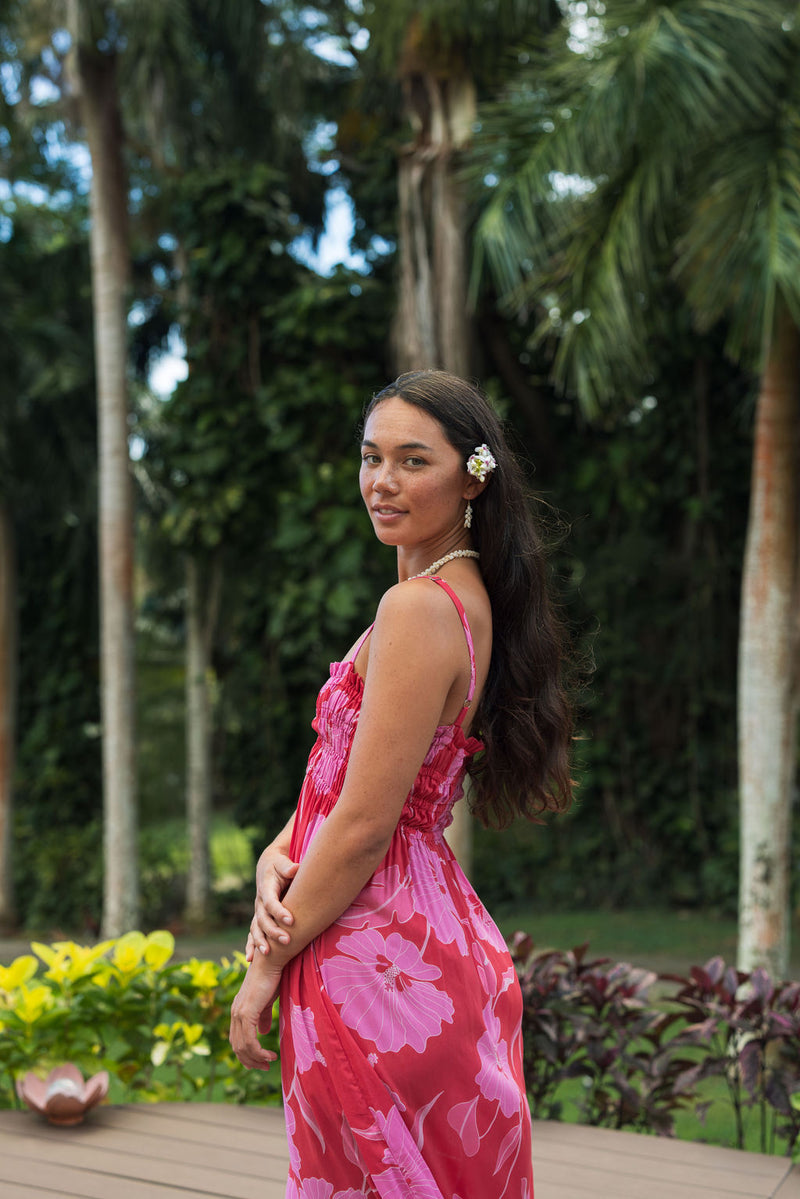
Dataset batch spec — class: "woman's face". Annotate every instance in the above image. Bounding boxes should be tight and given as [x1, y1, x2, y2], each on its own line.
[360, 396, 473, 550]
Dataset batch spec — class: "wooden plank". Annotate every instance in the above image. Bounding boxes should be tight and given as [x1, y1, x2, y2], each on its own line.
[0, 1151, 218, 1199]
[532, 1123, 791, 1199]
[773, 1166, 800, 1199]
[0, 1104, 795, 1199]
[0, 1124, 281, 1198]
[0, 1186, 78, 1199]
[533, 1154, 777, 1199]
[533, 1140, 786, 1196]
[113, 1101, 282, 1132]
[14, 1105, 285, 1158]
[98, 1103, 288, 1152]
[1, 1121, 287, 1182]
[4, 1116, 287, 1180]
[534, 1121, 789, 1180]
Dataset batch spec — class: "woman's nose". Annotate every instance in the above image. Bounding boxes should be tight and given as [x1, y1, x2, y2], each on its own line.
[373, 465, 399, 492]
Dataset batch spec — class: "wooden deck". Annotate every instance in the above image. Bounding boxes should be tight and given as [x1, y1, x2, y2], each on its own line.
[0, 1102, 798, 1198]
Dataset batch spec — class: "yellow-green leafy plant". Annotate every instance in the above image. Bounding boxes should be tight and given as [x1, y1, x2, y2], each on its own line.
[0, 932, 280, 1109]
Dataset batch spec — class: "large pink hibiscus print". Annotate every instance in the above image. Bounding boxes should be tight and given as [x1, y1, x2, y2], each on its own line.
[323, 928, 454, 1053]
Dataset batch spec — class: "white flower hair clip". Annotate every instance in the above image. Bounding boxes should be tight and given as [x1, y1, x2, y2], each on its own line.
[466, 444, 497, 483]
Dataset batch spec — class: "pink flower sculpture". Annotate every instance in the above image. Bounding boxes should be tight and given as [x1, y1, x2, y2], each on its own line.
[16, 1064, 109, 1125]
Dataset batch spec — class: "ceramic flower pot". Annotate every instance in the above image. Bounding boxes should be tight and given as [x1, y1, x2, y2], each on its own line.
[16, 1064, 109, 1126]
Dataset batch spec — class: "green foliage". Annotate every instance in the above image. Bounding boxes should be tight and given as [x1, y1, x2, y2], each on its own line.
[5, 931, 798, 1153]
[511, 936, 694, 1133]
[362, 0, 560, 80]
[0, 199, 105, 927]
[0, 932, 279, 1109]
[476, 313, 756, 915]
[473, 0, 800, 408]
[15, 817, 254, 933]
[5, 0, 794, 933]
[511, 937, 800, 1151]
[139, 254, 395, 837]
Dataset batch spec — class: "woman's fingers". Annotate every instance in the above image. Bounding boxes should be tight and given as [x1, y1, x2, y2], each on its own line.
[229, 1012, 277, 1070]
[250, 909, 287, 956]
[245, 853, 300, 957]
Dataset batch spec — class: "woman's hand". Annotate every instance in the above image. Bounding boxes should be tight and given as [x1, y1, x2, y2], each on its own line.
[245, 850, 299, 962]
[229, 956, 282, 1071]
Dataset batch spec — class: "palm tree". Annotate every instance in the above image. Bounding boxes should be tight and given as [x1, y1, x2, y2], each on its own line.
[65, 0, 139, 935]
[474, 0, 800, 975]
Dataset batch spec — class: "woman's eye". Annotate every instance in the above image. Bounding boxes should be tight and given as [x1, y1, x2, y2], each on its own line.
[405, 457, 425, 467]
[361, 454, 380, 465]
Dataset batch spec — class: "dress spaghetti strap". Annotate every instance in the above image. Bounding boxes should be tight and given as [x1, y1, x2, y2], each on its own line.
[348, 622, 374, 664]
[424, 575, 477, 726]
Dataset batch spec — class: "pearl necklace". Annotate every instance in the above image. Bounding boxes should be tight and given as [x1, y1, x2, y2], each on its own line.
[409, 549, 480, 579]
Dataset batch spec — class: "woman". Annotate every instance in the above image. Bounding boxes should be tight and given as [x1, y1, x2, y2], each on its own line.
[230, 370, 573, 1198]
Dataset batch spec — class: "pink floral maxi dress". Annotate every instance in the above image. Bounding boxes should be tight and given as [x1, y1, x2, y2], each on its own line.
[279, 578, 534, 1198]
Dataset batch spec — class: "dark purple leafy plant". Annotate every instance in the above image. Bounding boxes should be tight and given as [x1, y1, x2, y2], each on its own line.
[510, 937, 800, 1152]
[664, 956, 800, 1153]
[509, 935, 697, 1135]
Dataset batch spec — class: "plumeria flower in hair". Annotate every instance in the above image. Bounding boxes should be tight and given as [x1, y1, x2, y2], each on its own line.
[466, 444, 497, 483]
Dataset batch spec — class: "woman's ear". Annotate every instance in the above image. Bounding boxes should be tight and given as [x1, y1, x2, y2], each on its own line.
[463, 474, 491, 501]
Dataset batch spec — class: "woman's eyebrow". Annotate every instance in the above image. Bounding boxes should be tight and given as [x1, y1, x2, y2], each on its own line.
[360, 439, 434, 450]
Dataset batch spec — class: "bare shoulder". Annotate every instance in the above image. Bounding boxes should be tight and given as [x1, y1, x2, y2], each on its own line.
[369, 580, 471, 664]
[374, 576, 490, 660]
[375, 579, 459, 625]
[354, 575, 491, 698]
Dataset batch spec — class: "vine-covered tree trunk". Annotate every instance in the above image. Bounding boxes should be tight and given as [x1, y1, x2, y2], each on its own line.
[737, 308, 800, 977]
[392, 33, 476, 377]
[0, 501, 17, 931]
[392, 28, 477, 875]
[71, 2, 139, 935]
[185, 553, 221, 926]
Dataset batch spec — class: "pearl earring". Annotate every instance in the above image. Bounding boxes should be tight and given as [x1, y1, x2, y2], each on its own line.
[464, 500, 473, 529]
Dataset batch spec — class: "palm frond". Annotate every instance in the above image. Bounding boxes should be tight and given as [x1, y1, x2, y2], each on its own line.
[471, 0, 799, 411]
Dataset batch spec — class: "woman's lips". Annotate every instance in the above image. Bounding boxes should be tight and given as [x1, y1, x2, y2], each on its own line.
[372, 506, 406, 522]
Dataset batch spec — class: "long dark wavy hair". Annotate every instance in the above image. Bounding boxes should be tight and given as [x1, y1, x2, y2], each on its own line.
[364, 370, 574, 828]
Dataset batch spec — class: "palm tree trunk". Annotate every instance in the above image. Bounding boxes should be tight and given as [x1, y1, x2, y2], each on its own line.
[392, 50, 476, 376]
[73, 9, 139, 935]
[0, 501, 17, 931]
[185, 552, 221, 926]
[737, 307, 800, 977]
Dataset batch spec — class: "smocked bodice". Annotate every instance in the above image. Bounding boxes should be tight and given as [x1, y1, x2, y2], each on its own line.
[304, 656, 482, 836]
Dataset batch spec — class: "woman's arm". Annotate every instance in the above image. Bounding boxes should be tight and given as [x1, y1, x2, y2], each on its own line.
[230, 582, 469, 1067]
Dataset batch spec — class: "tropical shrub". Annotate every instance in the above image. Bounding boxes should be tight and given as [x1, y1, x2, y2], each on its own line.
[510, 936, 800, 1152]
[665, 957, 800, 1154]
[0, 931, 279, 1110]
[510, 934, 696, 1133]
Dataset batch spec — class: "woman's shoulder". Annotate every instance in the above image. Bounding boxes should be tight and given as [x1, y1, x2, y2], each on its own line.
[374, 577, 458, 629]
[374, 575, 490, 650]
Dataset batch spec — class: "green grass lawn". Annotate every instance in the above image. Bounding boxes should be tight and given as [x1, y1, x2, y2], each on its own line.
[542, 1073, 793, 1156]
[493, 906, 800, 980]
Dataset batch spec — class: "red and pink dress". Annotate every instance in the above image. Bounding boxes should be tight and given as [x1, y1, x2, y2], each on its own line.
[279, 577, 534, 1198]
